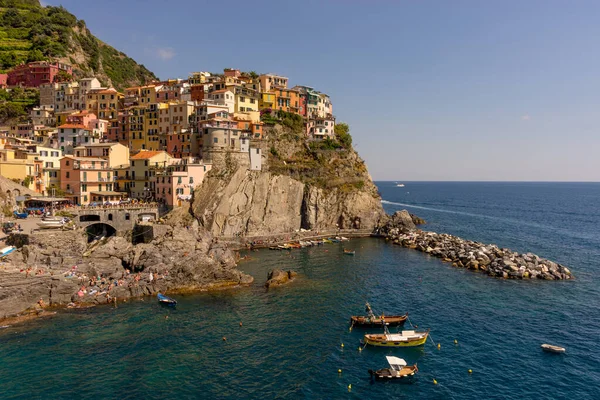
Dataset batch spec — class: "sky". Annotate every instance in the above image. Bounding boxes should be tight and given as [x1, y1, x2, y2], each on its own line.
[45, 0, 600, 181]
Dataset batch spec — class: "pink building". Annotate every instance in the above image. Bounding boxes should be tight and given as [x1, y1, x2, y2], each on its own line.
[7, 61, 72, 87]
[153, 158, 212, 208]
[0, 74, 7, 88]
[60, 155, 118, 205]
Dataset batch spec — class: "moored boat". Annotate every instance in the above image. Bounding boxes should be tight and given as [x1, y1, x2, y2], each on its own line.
[350, 303, 408, 327]
[369, 356, 418, 381]
[157, 293, 177, 306]
[343, 249, 355, 255]
[363, 326, 430, 347]
[541, 344, 565, 353]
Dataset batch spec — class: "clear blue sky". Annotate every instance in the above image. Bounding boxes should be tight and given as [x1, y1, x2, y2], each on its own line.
[46, 0, 600, 181]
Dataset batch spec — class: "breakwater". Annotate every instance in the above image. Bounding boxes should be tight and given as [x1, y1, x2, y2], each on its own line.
[386, 230, 573, 280]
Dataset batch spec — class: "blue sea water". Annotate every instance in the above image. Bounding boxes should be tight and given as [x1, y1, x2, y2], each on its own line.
[1, 182, 599, 399]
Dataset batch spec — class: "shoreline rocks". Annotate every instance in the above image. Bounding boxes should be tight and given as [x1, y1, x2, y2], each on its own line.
[265, 269, 297, 289]
[0, 221, 254, 322]
[387, 230, 573, 280]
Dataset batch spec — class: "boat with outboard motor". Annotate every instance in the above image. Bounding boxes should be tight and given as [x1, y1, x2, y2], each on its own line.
[369, 356, 418, 381]
[350, 303, 408, 328]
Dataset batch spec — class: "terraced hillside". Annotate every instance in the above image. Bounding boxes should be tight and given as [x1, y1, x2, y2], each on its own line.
[0, 0, 158, 89]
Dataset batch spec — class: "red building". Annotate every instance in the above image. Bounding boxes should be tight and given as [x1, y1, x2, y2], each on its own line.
[7, 61, 73, 88]
[0, 73, 7, 88]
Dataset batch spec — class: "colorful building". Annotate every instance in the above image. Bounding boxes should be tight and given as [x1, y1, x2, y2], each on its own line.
[60, 155, 118, 205]
[127, 150, 173, 199]
[259, 74, 289, 92]
[153, 158, 212, 208]
[7, 61, 73, 88]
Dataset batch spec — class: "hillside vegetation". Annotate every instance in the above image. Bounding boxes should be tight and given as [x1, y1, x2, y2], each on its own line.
[0, 0, 157, 89]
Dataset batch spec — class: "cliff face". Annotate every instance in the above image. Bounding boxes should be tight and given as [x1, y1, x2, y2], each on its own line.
[192, 125, 385, 237]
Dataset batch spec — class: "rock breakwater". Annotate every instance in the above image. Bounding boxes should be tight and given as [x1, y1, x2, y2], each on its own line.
[387, 230, 573, 280]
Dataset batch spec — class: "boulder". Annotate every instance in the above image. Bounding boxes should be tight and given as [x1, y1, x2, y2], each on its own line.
[265, 269, 298, 289]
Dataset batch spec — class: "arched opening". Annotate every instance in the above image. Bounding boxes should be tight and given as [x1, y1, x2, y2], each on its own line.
[108, 213, 113, 221]
[80, 214, 101, 222]
[85, 223, 116, 243]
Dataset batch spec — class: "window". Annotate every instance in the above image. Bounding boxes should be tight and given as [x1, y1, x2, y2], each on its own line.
[189, 177, 194, 184]
[213, 137, 218, 143]
[125, 213, 130, 220]
[98, 172, 101, 181]
[60, 137, 65, 142]
[83, 171, 87, 181]
[65, 171, 70, 178]
[145, 160, 148, 166]
[82, 184, 87, 192]
[66, 184, 70, 190]
[177, 177, 182, 184]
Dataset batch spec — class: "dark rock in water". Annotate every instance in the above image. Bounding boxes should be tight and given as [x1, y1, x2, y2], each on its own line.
[410, 214, 426, 225]
[375, 210, 417, 236]
[265, 269, 297, 289]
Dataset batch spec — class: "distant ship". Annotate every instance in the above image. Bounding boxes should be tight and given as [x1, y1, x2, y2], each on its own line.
[396, 183, 405, 187]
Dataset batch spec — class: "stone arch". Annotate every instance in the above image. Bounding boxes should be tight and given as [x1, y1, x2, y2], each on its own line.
[85, 223, 117, 242]
[12, 188, 20, 197]
[80, 214, 101, 223]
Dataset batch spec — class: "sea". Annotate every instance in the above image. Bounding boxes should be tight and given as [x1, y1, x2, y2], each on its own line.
[1, 182, 599, 399]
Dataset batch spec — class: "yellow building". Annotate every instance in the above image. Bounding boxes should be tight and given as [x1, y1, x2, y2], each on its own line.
[259, 92, 276, 110]
[144, 103, 160, 151]
[233, 86, 259, 113]
[127, 150, 173, 199]
[128, 105, 146, 151]
[0, 149, 41, 192]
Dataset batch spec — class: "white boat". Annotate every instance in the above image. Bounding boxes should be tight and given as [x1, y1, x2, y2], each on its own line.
[37, 218, 68, 229]
[541, 344, 565, 353]
[396, 183, 405, 187]
[1, 246, 16, 257]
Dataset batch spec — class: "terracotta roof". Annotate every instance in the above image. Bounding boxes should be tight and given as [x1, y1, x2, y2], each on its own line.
[131, 151, 165, 160]
[57, 124, 89, 130]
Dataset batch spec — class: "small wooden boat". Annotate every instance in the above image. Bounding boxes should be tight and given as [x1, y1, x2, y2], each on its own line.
[541, 344, 565, 353]
[343, 249, 355, 255]
[157, 293, 177, 306]
[350, 303, 408, 327]
[369, 356, 418, 381]
[363, 326, 430, 347]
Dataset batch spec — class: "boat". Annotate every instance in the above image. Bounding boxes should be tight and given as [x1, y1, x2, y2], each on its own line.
[343, 249, 355, 255]
[157, 293, 177, 306]
[0, 246, 16, 258]
[339, 236, 350, 241]
[13, 211, 28, 219]
[36, 218, 68, 229]
[369, 356, 418, 381]
[350, 303, 408, 327]
[396, 183, 405, 187]
[541, 344, 565, 353]
[363, 325, 430, 347]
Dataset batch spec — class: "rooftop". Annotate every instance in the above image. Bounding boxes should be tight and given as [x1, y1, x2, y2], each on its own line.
[131, 151, 166, 160]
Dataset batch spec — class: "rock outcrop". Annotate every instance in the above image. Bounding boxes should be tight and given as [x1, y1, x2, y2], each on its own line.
[387, 230, 573, 280]
[0, 221, 253, 321]
[265, 269, 298, 289]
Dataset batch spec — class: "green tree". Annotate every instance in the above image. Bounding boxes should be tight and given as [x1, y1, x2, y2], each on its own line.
[26, 48, 45, 63]
[334, 122, 352, 148]
[1, 8, 24, 28]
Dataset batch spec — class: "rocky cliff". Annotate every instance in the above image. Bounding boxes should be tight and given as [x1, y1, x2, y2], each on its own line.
[192, 124, 386, 237]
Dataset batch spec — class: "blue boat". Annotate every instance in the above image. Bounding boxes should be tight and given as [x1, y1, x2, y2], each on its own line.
[157, 293, 177, 306]
[13, 211, 28, 219]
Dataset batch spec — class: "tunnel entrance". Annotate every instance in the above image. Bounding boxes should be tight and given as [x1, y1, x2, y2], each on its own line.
[86, 223, 117, 242]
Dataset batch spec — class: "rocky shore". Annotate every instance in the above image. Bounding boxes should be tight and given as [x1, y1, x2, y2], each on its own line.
[380, 211, 573, 280]
[0, 218, 253, 322]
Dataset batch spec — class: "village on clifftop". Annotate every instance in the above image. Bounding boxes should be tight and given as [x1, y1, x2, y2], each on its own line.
[0, 63, 335, 208]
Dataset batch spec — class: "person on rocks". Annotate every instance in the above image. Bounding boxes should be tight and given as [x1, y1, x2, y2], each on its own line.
[38, 298, 45, 308]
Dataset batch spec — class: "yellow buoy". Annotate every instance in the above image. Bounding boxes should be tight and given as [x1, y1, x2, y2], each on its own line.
[341, 343, 344, 348]
[437, 343, 441, 349]
[468, 369, 473, 374]
[454, 339, 458, 344]
[349, 327, 352, 332]
[338, 369, 342, 374]
[433, 379, 438, 385]
[358, 347, 362, 351]
[348, 384, 352, 391]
